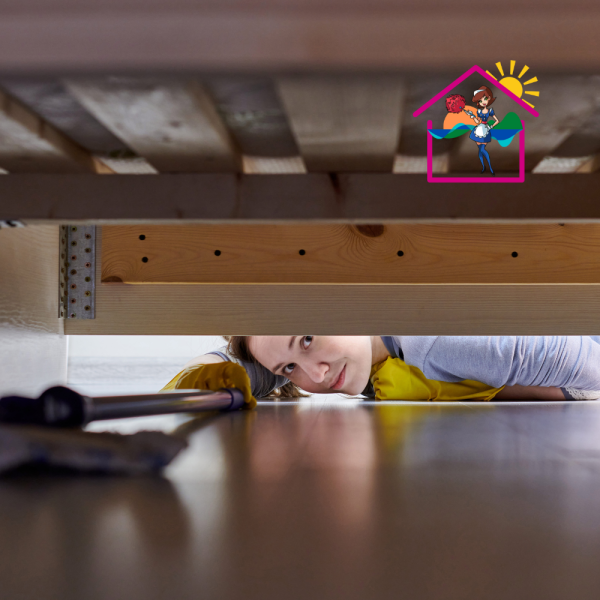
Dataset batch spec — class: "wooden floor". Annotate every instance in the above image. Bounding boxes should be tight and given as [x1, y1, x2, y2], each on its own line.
[2, 397, 600, 599]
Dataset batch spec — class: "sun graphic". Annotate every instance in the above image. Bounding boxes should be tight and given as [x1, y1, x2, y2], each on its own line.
[485, 61, 540, 108]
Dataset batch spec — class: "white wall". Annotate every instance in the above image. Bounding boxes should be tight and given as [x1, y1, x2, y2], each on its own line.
[67, 336, 225, 396]
[68, 335, 223, 358]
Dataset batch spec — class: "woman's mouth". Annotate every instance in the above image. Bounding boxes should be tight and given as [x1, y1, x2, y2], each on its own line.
[331, 365, 346, 390]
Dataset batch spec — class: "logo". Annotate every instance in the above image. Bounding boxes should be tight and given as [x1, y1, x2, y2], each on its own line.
[413, 62, 540, 183]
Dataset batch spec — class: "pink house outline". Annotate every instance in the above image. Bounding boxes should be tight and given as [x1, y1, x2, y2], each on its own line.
[413, 65, 538, 183]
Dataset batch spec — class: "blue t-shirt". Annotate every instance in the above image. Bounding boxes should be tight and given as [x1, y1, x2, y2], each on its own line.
[383, 336, 600, 391]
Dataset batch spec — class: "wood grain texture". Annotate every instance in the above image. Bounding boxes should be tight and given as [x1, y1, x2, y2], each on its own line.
[65, 281, 600, 335]
[0, 225, 67, 395]
[101, 223, 600, 284]
[0, 10, 599, 73]
[62, 229, 600, 336]
[0, 88, 102, 173]
[277, 76, 404, 172]
[66, 78, 241, 172]
[5, 174, 600, 224]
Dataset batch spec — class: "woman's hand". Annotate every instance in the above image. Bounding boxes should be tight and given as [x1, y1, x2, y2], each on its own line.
[164, 362, 257, 409]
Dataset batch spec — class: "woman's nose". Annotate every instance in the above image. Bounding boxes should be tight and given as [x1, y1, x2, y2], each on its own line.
[305, 361, 328, 383]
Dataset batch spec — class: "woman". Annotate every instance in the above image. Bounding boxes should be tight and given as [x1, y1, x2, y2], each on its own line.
[468, 85, 500, 175]
[163, 336, 600, 405]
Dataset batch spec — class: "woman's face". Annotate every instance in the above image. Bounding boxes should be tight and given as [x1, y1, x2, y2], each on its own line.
[248, 336, 374, 395]
[480, 96, 489, 107]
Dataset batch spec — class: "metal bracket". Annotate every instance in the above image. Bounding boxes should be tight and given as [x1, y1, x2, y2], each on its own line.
[0, 220, 25, 229]
[59, 225, 96, 319]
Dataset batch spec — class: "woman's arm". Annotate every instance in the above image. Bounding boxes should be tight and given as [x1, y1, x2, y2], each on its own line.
[495, 384, 566, 401]
[396, 336, 600, 391]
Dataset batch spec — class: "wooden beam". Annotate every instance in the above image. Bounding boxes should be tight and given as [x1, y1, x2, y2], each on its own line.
[101, 223, 600, 284]
[0, 88, 103, 172]
[277, 76, 404, 172]
[66, 78, 241, 172]
[4, 173, 600, 224]
[0, 7, 599, 73]
[65, 283, 600, 335]
[61, 227, 600, 335]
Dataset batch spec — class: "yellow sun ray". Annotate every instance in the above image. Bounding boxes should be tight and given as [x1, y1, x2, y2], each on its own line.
[486, 70, 497, 80]
[523, 77, 538, 85]
[510, 60, 515, 75]
[496, 62, 505, 77]
[518, 65, 529, 79]
[522, 99, 535, 108]
[525, 91, 540, 96]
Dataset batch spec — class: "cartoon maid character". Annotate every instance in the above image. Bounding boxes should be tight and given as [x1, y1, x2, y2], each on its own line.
[466, 85, 500, 175]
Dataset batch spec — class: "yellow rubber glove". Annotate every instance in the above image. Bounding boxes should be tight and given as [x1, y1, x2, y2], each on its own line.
[161, 361, 257, 410]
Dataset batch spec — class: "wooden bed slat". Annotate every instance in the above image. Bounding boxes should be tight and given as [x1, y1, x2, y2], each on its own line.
[0, 88, 104, 173]
[66, 78, 242, 173]
[277, 76, 404, 172]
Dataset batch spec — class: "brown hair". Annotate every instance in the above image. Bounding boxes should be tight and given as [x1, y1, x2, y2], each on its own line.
[223, 336, 308, 398]
[472, 85, 496, 107]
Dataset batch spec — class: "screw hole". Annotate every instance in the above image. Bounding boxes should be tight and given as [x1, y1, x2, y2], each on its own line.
[70, 313, 76, 318]
[85, 277, 91, 282]
[142, 257, 149, 263]
[85, 262, 91, 268]
[214, 250, 221, 256]
[84, 305, 91, 311]
[85, 291, 91, 297]
[70, 284, 76, 289]
[511, 251, 518, 258]
[299, 249, 306, 256]
[139, 235, 146, 240]
[71, 298, 76, 304]
[397, 251, 404, 257]
[85, 233, 92, 239]
[70, 269, 76, 275]
[85, 248, 91, 253]
[71, 226, 77, 232]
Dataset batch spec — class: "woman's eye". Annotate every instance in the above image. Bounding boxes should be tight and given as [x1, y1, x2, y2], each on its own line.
[282, 337, 313, 374]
